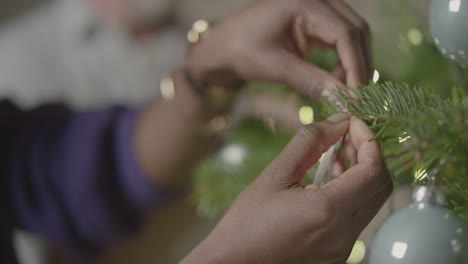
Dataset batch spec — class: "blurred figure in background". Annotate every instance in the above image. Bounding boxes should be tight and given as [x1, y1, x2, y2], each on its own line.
[0, 0, 302, 131]
[0, 0, 249, 109]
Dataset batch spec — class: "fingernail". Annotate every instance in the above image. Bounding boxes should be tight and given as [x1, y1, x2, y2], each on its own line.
[327, 113, 351, 123]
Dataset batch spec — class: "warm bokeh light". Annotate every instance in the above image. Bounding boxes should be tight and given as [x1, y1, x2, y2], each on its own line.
[193, 19, 209, 34]
[391, 242, 408, 259]
[299, 106, 314, 125]
[449, 0, 461, 13]
[372, 69, 380, 83]
[398, 131, 411, 143]
[407, 28, 423, 46]
[414, 168, 429, 181]
[160, 77, 175, 100]
[347, 240, 366, 264]
[187, 30, 200, 44]
[187, 19, 209, 44]
[219, 144, 248, 167]
[383, 99, 389, 112]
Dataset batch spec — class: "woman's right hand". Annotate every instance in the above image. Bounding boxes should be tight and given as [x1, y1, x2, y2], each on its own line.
[186, 0, 372, 100]
[182, 114, 392, 264]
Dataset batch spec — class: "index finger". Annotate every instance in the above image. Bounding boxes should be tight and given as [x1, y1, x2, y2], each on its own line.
[321, 117, 392, 210]
[301, 2, 368, 87]
[328, 0, 373, 81]
[266, 113, 350, 188]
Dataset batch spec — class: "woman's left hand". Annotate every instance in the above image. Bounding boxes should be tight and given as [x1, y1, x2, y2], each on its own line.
[186, 0, 373, 100]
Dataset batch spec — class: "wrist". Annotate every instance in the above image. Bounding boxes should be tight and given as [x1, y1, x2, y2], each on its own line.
[157, 70, 234, 138]
[170, 69, 234, 117]
[184, 20, 245, 92]
[165, 69, 223, 121]
[134, 70, 231, 189]
[181, 235, 238, 264]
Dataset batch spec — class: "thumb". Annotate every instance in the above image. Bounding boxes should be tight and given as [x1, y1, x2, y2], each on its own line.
[266, 113, 350, 188]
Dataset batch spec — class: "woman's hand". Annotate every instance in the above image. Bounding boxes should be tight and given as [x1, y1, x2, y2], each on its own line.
[186, 0, 372, 99]
[182, 114, 392, 264]
[134, 0, 373, 191]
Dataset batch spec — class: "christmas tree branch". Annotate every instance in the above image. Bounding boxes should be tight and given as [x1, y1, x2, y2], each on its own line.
[328, 82, 468, 218]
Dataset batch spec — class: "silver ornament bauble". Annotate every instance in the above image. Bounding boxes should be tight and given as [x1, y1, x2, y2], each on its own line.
[430, 0, 468, 66]
[369, 186, 468, 264]
[217, 143, 249, 172]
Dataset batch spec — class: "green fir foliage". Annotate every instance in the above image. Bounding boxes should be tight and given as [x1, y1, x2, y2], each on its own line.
[192, 121, 292, 217]
[192, 82, 468, 220]
[192, 0, 468, 219]
[328, 82, 468, 220]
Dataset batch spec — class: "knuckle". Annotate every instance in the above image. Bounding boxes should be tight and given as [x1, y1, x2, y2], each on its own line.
[367, 163, 381, 177]
[264, 163, 285, 184]
[360, 20, 371, 34]
[353, 17, 371, 34]
[265, 161, 297, 189]
[298, 125, 325, 152]
[315, 198, 336, 226]
[274, 52, 294, 82]
[366, 165, 381, 183]
[299, 124, 325, 142]
[339, 25, 360, 40]
[225, 38, 250, 64]
[224, 29, 243, 53]
[338, 23, 352, 35]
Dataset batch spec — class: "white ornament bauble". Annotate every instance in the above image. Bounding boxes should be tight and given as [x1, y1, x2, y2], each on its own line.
[217, 143, 249, 172]
[369, 186, 468, 264]
[430, 0, 468, 66]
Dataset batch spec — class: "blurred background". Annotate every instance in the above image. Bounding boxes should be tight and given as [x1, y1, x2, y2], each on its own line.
[0, 0, 44, 23]
[1, 0, 452, 264]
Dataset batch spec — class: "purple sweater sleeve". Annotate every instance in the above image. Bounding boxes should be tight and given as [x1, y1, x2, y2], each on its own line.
[0, 100, 167, 257]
